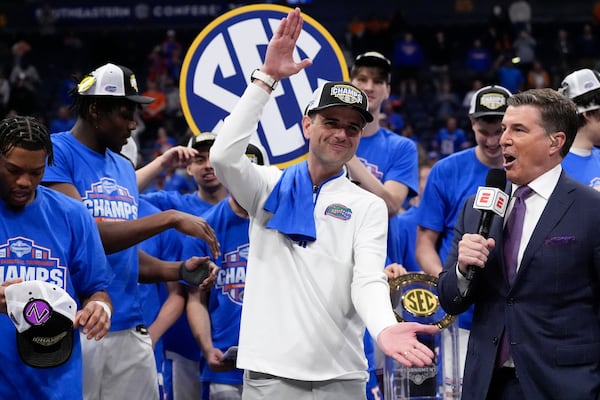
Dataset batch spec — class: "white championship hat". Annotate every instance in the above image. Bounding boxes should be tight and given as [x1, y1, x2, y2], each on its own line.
[559, 68, 600, 113]
[5, 280, 77, 368]
[77, 63, 155, 104]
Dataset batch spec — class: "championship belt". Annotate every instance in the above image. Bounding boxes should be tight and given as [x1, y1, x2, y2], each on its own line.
[388, 273, 456, 329]
[385, 273, 458, 399]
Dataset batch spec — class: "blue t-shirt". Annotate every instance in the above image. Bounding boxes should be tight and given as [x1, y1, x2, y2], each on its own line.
[142, 189, 214, 362]
[0, 186, 112, 399]
[356, 127, 419, 197]
[387, 206, 421, 272]
[43, 131, 142, 331]
[181, 197, 248, 385]
[435, 128, 467, 158]
[562, 149, 600, 190]
[417, 148, 493, 329]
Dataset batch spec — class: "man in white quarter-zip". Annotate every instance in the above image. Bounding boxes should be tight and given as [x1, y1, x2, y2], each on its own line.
[210, 8, 438, 400]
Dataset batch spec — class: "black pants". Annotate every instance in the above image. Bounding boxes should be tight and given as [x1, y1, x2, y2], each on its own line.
[486, 367, 525, 400]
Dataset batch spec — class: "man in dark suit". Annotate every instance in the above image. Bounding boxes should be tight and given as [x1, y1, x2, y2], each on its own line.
[438, 88, 600, 400]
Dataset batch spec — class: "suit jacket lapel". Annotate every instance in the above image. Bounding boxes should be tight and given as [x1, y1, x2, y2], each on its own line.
[516, 173, 576, 281]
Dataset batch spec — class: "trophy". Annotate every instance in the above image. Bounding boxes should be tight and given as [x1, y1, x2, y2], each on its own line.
[384, 273, 460, 399]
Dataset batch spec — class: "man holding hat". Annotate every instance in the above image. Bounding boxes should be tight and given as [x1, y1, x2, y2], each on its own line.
[42, 63, 220, 400]
[0, 115, 113, 399]
[210, 8, 438, 399]
[559, 68, 600, 189]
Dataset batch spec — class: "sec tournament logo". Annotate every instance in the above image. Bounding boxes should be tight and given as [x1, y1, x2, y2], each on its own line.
[180, 4, 348, 167]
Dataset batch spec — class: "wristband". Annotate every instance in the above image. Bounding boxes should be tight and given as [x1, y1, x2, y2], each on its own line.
[93, 300, 112, 319]
[250, 69, 279, 90]
[180, 260, 211, 286]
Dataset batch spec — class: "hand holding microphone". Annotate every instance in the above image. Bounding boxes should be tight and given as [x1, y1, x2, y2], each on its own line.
[463, 169, 508, 292]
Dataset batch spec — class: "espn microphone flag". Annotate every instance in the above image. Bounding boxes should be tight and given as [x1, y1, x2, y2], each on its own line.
[473, 186, 508, 218]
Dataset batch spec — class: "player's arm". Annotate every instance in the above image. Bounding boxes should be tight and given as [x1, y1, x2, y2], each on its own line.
[187, 287, 213, 356]
[187, 286, 233, 371]
[98, 209, 219, 257]
[92, 210, 219, 257]
[416, 226, 443, 276]
[346, 156, 408, 216]
[138, 252, 218, 289]
[45, 181, 220, 256]
[148, 281, 186, 347]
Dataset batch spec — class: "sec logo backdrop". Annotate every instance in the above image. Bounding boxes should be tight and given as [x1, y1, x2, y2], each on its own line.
[180, 4, 347, 167]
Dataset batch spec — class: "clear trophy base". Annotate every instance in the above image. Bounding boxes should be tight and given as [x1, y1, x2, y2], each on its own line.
[385, 274, 462, 400]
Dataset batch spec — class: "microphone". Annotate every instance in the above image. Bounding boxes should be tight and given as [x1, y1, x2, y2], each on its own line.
[465, 169, 508, 282]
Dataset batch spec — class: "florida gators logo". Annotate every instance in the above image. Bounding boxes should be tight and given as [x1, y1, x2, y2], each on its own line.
[324, 203, 352, 221]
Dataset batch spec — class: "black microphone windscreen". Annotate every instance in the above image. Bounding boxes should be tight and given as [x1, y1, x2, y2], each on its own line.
[486, 169, 506, 190]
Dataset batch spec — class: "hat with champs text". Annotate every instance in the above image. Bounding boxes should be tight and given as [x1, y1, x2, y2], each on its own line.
[5, 280, 77, 368]
[77, 63, 155, 104]
[559, 68, 600, 113]
[469, 85, 512, 118]
[304, 81, 373, 123]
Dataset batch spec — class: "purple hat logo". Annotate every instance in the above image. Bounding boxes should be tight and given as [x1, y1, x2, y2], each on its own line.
[23, 299, 52, 326]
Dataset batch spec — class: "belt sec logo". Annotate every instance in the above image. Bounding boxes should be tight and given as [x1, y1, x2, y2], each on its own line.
[403, 288, 439, 317]
[180, 4, 348, 167]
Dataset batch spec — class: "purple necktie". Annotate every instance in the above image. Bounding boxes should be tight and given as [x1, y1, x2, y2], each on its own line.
[503, 185, 534, 285]
[498, 185, 534, 367]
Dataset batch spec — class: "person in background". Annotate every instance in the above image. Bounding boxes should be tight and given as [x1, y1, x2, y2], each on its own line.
[0, 71, 11, 118]
[433, 116, 469, 159]
[142, 132, 228, 211]
[142, 132, 231, 400]
[49, 104, 76, 133]
[347, 50, 419, 216]
[381, 98, 405, 133]
[558, 68, 600, 189]
[526, 60, 550, 89]
[497, 54, 525, 94]
[392, 32, 424, 96]
[417, 85, 511, 395]
[140, 78, 167, 150]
